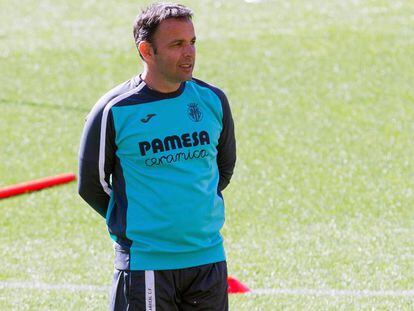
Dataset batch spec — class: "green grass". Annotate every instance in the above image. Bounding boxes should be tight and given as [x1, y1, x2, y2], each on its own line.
[1, 0, 414, 309]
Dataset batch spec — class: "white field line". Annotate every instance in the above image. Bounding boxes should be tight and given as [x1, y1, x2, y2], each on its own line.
[0, 281, 109, 292]
[1, 281, 414, 297]
[249, 289, 414, 297]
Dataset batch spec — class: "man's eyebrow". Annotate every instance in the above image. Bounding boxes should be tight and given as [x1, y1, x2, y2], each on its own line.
[168, 39, 184, 44]
[168, 37, 197, 45]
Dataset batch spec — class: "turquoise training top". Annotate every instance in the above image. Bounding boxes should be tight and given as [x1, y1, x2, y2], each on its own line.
[78, 75, 236, 270]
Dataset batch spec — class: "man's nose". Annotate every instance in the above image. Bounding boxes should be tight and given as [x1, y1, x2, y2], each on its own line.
[183, 44, 195, 57]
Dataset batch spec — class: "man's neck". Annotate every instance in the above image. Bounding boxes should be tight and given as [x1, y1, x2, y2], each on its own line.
[141, 70, 181, 93]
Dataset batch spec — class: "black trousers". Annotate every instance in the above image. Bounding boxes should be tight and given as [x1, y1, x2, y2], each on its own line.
[109, 261, 228, 311]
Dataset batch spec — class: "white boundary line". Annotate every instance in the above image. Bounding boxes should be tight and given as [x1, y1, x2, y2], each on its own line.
[2, 281, 414, 297]
[0, 281, 109, 292]
[249, 288, 414, 297]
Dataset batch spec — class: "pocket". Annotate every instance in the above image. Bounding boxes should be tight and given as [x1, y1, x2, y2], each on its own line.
[109, 269, 129, 311]
[215, 261, 228, 280]
[205, 261, 228, 293]
[123, 270, 131, 300]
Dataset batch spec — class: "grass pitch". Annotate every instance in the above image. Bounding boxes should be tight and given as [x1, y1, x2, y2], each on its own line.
[1, 0, 414, 309]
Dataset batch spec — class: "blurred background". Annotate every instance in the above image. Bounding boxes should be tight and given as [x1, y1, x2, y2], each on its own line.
[1, 0, 414, 309]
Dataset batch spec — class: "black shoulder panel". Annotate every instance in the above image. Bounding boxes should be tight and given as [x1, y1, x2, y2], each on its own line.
[191, 78, 237, 191]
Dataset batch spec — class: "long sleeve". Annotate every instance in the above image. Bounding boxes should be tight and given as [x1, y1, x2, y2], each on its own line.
[216, 93, 236, 191]
[78, 102, 116, 218]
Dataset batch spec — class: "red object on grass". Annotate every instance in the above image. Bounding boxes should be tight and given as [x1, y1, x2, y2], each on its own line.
[0, 173, 76, 199]
[227, 276, 250, 294]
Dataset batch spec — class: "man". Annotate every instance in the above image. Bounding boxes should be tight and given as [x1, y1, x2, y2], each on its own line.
[78, 3, 236, 310]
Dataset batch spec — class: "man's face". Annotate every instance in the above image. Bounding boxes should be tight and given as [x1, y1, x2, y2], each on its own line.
[149, 18, 196, 84]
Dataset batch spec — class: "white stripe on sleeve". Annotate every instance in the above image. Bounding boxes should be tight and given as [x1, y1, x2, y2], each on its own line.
[98, 82, 145, 195]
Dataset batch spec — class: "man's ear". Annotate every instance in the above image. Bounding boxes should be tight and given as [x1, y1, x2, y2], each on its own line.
[138, 41, 153, 62]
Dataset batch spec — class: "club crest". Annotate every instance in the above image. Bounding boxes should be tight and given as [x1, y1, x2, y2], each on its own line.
[187, 103, 203, 122]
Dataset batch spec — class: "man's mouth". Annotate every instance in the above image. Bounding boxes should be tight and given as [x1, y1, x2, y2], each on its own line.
[179, 64, 193, 69]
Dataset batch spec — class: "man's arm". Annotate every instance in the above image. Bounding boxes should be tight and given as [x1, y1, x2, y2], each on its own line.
[78, 103, 116, 218]
[217, 93, 236, 191]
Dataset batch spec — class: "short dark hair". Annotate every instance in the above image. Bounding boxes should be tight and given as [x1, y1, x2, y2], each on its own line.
[133, 2, 193, 50]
